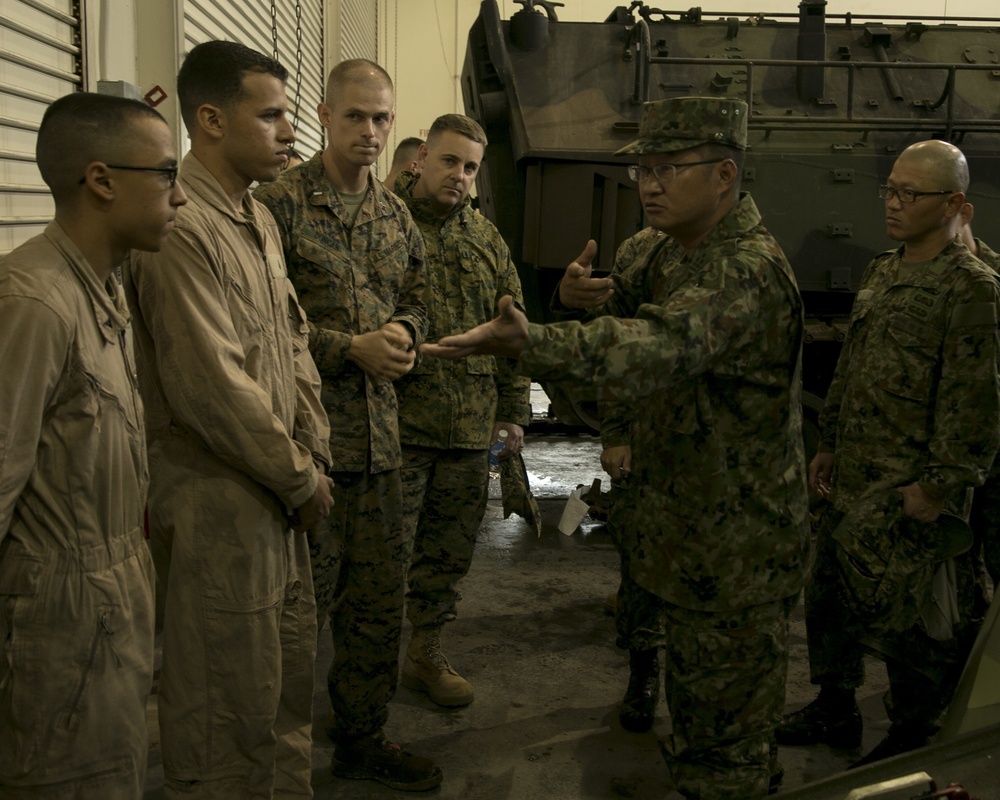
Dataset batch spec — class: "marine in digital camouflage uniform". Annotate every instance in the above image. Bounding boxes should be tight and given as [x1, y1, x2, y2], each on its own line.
[425, 96, 811, 800]
[778, 141, 1000, 767]
[392, 114, 531, 708]
[253, 59, 443, 791]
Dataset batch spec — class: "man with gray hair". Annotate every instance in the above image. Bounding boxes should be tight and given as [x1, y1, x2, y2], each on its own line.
[777, 139, 1000, 766]
[423, 96, 811, 800]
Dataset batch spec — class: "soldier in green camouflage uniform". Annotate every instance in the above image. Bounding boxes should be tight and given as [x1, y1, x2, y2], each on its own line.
[600, 227, 673, 658]
[777, 141, 1000, 767]
[254, 60, 442, 792]
[392, 114, 531, 708]
[961, 210, 1000, 612]
[554, 227, 673, 733]
[424, 97, 811, 800]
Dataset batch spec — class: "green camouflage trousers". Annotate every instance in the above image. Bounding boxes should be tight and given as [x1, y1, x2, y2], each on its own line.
[661, 597, 794, 800]
[607, 480, 666, 651]
[399, 446, 490, 631]
[804, 507, 979, 733]
[310, 468, 408, 743]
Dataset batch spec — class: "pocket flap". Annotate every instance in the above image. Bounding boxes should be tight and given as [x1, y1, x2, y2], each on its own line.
[0, 546, 44, 596]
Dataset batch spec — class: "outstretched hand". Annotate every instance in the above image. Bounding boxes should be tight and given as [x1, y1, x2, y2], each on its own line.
[558, 240, 613, 309]
[421, 295, 529, 360]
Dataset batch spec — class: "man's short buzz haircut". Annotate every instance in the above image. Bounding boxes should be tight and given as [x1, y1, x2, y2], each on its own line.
[427, 114, 488, 149]
[177, 40, 288, 132]
[324, 59, 393, 106]
[36, 91, 167, 203]
[390, 137, 424, 169]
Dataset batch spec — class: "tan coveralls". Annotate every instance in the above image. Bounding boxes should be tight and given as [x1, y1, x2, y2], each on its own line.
[0, 223, 155, 798]
[124, 154, 331, 799]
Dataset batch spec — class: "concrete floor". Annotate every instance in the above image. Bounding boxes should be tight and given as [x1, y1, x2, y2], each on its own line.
[145, 390, 1000, 800]
[144, 415, 929, 799]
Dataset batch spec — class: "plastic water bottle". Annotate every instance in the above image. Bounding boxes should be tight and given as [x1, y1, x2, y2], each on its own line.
[488, 429, 509, 479]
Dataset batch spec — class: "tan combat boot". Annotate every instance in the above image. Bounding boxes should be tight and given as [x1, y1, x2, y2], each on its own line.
[402, 628, 473, 707]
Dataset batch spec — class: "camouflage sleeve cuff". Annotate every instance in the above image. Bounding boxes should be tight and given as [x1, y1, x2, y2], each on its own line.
[393, 319, 418, 349]
[392, 314, 426, 349]
[496, 398, 531, 426]
[920, 465, 985, 497]
[519, 323, 546, 364]
[600, 430, 630, 449]
[549, 284, 585, 320]
[549, 282, 570, 313]
[309, 325, 353, 374]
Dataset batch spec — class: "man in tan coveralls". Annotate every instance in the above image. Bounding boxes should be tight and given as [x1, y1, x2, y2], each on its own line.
[123, 41, 334, 799]
[0, 93, 186, 797]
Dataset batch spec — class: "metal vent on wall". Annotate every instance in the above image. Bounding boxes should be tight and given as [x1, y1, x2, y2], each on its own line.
[0, 0, 83, 255]
[183, 0, 325, 160]
[337, 0, 376, 62]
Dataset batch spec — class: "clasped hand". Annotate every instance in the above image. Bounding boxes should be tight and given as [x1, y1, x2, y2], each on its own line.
[349, 322, 415, 381]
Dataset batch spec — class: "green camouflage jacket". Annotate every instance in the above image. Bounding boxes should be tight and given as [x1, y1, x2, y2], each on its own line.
[521, 193, 811, 611]
[395, 174, 530, 448]
[820, 239, 1000, 511]
[971, 237, 1000, 484]
[599, 228, 676, 448]
[254, 156, 427, 474]
[974, 237, 1000, 274]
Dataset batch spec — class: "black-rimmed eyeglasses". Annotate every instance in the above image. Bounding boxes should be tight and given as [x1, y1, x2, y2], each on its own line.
[627, 159, 725, 184]
[877, 185, 954, 204]
[78, 163, 179, 188]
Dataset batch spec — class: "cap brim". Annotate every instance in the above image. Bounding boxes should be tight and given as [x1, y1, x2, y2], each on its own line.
[613, 138, 732, 156]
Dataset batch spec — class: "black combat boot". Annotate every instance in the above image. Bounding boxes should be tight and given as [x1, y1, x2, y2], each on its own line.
[619, 648, 660, 733]
[332, 729, 443, 791]
[775, 686, 862, 749]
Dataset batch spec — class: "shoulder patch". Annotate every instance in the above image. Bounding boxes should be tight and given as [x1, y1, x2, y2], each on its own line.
[950, 301, 998, 329]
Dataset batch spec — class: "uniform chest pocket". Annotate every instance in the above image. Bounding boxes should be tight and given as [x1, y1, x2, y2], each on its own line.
[362, 239, 407, 297]
[279, 276, 310, 338]
[876, 317, 940, 403]
[225, 274, 268, 346]
[455, 247, 498, 329]
[296, 236, 345, 280]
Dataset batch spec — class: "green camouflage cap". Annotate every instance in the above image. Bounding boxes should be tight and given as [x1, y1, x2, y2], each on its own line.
[615, 97, 748, 156]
